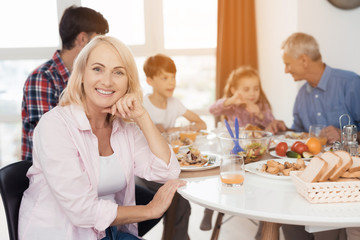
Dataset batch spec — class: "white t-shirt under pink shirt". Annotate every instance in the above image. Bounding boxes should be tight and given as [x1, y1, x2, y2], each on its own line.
[143, 94, 187, 129]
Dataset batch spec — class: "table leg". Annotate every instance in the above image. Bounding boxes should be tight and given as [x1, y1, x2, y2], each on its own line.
[163, 193, 179, 240]
[261, 221, 281, 240]
[210, 212, 224, 240]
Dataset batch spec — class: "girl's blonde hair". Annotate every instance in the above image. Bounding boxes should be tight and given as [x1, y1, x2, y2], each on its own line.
[59, 35, 142, 111]
[223, 66, 271, 110]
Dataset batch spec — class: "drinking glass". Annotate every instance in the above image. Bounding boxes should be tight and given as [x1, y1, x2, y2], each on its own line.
[309, 124, 327, 147]
[220, 155, 245, 187]
[179, 131, 198, 142]
[162, 132, 180, 153]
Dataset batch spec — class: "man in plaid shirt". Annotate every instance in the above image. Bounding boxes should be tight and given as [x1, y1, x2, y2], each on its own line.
[21, 6, 109, 161]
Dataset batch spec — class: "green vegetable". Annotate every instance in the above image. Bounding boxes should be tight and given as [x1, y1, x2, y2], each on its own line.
[286, 150, 301, 158]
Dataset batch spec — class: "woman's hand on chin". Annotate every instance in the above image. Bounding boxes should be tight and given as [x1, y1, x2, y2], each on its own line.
[102, 93, 146, 120]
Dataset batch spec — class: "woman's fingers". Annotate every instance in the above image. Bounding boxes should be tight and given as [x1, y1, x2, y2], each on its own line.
[164, 179, 187, 201]
[108, 93, 146, 120]
[148, 179, 187, 218]
[111, 104, 117, 116]
[114, 94, 134, 117]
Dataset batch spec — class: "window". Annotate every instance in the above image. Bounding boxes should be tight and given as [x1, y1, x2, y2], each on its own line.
[0, 0, 59, 48]
[0, 60, 44, 166]
[163, 0, 217, 49]
[81, 0, 145, 46]
[0, 60, 45, 117]
[0, 0, 217, 164]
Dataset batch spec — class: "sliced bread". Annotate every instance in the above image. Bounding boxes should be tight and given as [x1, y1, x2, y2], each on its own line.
[348, 156, 360, 173]
[335, 177, 360, 182]
[317, 151, 342, 182]
[329, 151, 353, 181]
[341, 170, 360, 178]
[299, 156, 328, 183]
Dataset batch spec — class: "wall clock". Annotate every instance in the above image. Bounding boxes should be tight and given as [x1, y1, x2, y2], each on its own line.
[328, 0, 360, 9]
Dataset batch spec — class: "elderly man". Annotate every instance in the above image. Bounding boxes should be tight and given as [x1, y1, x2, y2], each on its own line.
[267, 32, 360, 240]
[266, 32, 360, 144]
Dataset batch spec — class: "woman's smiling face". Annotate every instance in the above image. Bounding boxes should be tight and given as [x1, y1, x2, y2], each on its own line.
[82, 42, 128, 114]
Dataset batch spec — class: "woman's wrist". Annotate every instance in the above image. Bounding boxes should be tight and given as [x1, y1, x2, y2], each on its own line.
[133, 110, 150, 125]
[143, 204, 155, 220]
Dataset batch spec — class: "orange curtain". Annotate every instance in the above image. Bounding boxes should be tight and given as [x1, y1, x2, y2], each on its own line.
[216, 0, 258, 100]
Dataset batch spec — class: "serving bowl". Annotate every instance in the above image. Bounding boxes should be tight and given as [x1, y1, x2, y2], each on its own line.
[217, 130, 273, 163]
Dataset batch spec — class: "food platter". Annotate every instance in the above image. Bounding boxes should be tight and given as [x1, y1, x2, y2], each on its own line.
[245, 158, 308, 180]
[177, 148, 220, 172]
[179, 153, 220, 172]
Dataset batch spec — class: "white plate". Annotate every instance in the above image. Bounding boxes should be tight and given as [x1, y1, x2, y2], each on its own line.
[245, 158, 307, 180]
[276, 132, 308, 145]
[179, 145, 192, 150]
[180, 153, 220, 172]
[269, 150, 312, 160]
[269, 137, 295, 149]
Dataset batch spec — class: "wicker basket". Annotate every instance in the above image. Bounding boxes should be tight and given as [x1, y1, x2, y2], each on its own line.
[290, 171, 360, 203]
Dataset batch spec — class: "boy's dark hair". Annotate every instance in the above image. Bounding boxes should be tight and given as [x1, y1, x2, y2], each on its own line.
[143, 54, 177, 78]
[59, 5, 109, 50]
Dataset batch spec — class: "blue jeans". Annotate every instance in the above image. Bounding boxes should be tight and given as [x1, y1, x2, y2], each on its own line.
[101, 226, 140, 240]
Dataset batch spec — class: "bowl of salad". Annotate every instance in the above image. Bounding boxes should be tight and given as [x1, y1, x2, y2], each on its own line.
[217, 130, 273, 163]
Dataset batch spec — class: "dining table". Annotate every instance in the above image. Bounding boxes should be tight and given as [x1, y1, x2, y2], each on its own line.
[177, 152, 360, 240]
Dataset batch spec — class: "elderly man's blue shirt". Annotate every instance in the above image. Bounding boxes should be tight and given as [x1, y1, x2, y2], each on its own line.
[292, 65, 360, 132]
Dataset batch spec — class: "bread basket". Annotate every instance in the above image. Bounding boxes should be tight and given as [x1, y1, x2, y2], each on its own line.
[290, 171, 360, 203]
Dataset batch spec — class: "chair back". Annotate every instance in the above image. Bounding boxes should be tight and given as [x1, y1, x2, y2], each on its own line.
[0, 161, 32, 240]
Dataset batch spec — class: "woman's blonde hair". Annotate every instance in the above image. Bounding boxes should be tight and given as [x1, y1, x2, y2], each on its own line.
[281, 32, 322, 61]
[223, 66, 271, 110]
[59, 35, 142, 111]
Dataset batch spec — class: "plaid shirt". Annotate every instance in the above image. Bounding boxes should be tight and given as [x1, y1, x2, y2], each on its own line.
[21, 50, 70, 161]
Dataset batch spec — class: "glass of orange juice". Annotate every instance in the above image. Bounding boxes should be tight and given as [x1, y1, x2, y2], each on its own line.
[309, 124, 327, 148]
[220, 155, 245, 187]
[172, 145, 180, 154]
[179, 131, 198, 142]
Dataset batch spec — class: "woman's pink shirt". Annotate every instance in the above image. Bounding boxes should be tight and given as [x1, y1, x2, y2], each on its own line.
[18, 105, 180, 240]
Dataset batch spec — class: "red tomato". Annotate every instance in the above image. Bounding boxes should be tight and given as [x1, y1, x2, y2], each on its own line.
[291, 141, 303, 152]
[275, 142, 288, 156]
[293, 142, 309, 155]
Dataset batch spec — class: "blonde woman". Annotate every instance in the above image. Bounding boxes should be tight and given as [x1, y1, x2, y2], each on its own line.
[18, 35, 185, 240]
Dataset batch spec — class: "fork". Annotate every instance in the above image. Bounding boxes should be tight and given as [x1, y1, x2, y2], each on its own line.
[224, 119, 244, 154]
[203, 155, 217, 167]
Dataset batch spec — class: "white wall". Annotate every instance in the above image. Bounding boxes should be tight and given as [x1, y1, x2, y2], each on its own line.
[298, 0, 360, 74]
[255, 0, 299, 127]
[255, 0, 360, 127]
